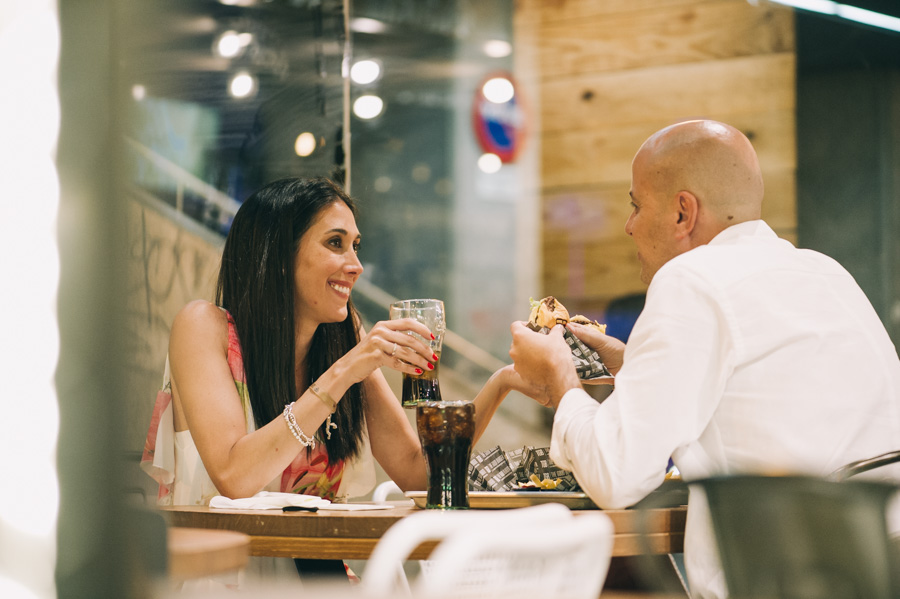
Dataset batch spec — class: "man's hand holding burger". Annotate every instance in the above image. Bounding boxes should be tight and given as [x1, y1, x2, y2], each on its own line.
[509, 296, 628, 407]
[508, 321, 581, 409]
[567, 320, 625, 380]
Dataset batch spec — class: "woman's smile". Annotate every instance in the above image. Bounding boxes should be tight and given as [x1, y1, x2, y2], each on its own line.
[329, 280, 352, 298]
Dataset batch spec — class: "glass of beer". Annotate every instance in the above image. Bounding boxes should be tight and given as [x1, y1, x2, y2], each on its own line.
[389, 299, 445, 408]
[416, 400, 475, 509]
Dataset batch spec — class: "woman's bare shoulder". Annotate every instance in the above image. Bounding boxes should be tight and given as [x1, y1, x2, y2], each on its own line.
[171, 300, 228, 348]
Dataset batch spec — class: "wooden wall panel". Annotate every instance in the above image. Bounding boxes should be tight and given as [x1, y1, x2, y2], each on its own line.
[514, 0, 798, 311]
[542, 109, 796, 189]
[540, 53, 795, 134]
[542, 183, 642, 304]
[543, 183, 633, 243]
[519, 1, 793, 78]
[515, 0, 703, 26]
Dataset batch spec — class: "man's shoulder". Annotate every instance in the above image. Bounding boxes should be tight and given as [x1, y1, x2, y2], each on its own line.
[653, 242, 749, 285]
[663, 230, 844, 282]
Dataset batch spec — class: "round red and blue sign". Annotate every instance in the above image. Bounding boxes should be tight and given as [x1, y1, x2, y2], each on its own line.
[472, 72, 526, 163]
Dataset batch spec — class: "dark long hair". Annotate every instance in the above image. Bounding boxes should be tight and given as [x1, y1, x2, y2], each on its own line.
[215, 177, 367, 462]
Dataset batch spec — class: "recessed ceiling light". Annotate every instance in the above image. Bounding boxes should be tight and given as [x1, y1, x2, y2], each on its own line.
[350, 17, 387, 34]
[294, 132, 316, 157]
[217, 31, 242, 57]
[229, 72, 256, 98]
[353, 95, 384, 119]
[350, 59, 381, 85]
[483, 40, 512, 58]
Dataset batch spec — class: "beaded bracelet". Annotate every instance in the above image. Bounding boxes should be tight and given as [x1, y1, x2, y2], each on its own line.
[283, 403, 316, 449]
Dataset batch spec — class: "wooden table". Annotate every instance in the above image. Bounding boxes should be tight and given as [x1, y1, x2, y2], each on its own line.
[160, 503, 685, 560]
[167, 527, 251, 580]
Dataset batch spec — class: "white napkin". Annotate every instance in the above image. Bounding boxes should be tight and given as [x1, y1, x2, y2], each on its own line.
[209, 491, 331, 510]
[208, 491, 395, 511]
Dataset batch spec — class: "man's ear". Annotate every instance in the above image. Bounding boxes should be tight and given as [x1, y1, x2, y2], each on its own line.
[674, 191, 699, 239]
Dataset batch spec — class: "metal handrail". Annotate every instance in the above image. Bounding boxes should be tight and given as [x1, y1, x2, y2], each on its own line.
[125, 137, 242, 219]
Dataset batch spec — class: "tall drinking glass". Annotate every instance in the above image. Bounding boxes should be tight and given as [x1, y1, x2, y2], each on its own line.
[389, 299, 445, 408]
[416, 400, 475, 509]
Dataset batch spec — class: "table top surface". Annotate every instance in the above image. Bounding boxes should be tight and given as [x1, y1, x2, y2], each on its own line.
[160, 502, 686, 559]
[161, 503, 685, 535]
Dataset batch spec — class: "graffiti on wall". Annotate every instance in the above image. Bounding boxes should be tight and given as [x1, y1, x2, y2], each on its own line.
[122, 200, 223, 450]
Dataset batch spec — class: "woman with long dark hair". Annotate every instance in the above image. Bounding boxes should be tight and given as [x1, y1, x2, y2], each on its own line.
[142, 177, 520, 579]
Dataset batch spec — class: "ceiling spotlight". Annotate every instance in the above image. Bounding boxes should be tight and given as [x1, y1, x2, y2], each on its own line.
[294, 132, 316, 157]
[131, 84, 146, 101]
[353, 95, 384, 119]
[482, 77, 515, 104]
[483, 40, 512, 58]
[478, 153, 502, 174]
[216, 30, 253, 58]
[350, 17, 387, 34]
[350, 59, 382, 85]
[229, 72, 256, 98]
[217, 31, 242, 57]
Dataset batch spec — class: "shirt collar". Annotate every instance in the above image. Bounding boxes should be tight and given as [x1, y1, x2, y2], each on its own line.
[707, 219, 776, 246]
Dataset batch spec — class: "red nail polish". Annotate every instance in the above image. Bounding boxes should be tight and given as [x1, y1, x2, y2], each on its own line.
[430, 333, 435, 340]
[427, 363, 434, 370]
[432, 353, 438, 361]
[415, 368, 423, 374]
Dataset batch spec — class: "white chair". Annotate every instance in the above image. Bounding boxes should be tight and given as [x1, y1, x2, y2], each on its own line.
[362, 503, 614, 599]
[372, 480, 408, 504]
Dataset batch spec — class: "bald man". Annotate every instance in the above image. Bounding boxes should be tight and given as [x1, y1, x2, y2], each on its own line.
[508, 120, 900, 598]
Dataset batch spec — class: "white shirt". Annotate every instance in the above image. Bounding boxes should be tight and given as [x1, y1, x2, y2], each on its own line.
[550, 220, 900, 598]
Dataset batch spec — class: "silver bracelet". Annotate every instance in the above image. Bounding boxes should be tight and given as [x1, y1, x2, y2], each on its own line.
[283, 403, 316, 448]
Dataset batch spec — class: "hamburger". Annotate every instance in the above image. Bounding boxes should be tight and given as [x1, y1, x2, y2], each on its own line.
[528, 296, 569, 329]
[569, 314, 608, 334]
[528, 296, 607, 334]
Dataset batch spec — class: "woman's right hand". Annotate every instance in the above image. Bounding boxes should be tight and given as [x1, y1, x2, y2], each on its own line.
[336, 317, 438, 386]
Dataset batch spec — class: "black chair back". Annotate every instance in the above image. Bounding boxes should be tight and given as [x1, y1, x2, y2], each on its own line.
[692, 475, 900, 599]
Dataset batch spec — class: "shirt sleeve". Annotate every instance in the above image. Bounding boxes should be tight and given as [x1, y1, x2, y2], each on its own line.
[549, 264, 737, 508]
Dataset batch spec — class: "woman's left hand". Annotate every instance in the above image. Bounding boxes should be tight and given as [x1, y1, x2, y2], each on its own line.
[336, 318, 438, 385]
[492, 363, 553, 406]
